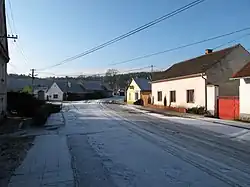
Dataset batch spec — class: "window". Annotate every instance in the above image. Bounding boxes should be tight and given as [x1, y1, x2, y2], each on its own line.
[135, 92, 139, 100]
[129, 86, 134, 89]
[157, 91, 162, 101]
[53, 94, 58, 99]
[187, 89, 194, 103]
[170, 91, 176, 102]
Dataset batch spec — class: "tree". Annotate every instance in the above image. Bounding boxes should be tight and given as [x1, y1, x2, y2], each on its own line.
[105, 69, 119, 89]
[105, 69, 118, 77]
[22, 86, 32, 94]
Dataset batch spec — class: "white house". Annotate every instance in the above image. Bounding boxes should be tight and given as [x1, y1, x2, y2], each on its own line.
[45, 82, 64, 101]
[0, 1, 9, 119]
[152, 45, 250, 115]
[126, 78, 151, 104]
[232, 61, 250, 120]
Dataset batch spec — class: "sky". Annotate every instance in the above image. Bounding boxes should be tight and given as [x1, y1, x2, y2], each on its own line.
[5, 0, 250, 77]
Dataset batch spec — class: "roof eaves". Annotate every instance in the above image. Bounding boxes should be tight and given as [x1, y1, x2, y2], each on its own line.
[152, 73, 204, 83]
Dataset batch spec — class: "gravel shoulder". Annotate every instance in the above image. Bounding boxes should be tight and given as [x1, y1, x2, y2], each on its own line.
[0, 118, 35, 187]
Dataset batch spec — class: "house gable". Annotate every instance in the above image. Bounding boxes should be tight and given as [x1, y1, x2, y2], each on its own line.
[127, 79, 141, 92]
[153, 44, 241, 82]
[126, 78, 141, 103]
[205, 45, 250, 96]
[47, 83, 63, 94]
[46, 82, 64, 101]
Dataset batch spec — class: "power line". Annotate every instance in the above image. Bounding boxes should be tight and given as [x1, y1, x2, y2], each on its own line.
[213, 33, 250, 50]
[8, 63, 18, 74]
[109, 27, 250, 66]
[7, 0, 17, 32]
[5, 10, 13, 35]
[121, 65, 153, 74]
[36, 27, 250, 78]
[6, 0, 29, 64]
[37, 0, 207, 71]
[36, 66, 153, 78]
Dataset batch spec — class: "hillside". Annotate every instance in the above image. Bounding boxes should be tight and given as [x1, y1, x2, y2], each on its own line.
[7, 71, 153, 91]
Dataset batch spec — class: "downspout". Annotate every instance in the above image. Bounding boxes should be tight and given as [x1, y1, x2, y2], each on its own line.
[201, 73, 207, 112]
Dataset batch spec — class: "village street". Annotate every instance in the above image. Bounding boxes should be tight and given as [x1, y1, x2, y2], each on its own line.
[8, 100, 250, 187]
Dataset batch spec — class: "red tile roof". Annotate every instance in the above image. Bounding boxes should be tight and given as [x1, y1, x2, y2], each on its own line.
[232, 61, 250, 78]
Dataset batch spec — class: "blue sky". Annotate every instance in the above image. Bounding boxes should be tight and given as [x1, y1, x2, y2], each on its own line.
[6, 0, 250, 76]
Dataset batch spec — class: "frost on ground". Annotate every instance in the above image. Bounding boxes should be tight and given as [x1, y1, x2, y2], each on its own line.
[122, 105, 250, 142]
[62, 102, 250, 187]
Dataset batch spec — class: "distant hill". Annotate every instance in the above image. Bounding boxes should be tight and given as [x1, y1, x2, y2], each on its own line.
[7, 71, 155, 91]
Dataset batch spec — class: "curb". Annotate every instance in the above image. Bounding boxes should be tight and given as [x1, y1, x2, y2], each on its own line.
[136, 106, 250, 131]
[198, 119, 250, 130]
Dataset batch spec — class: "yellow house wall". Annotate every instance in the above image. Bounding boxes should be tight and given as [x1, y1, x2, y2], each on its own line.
[126, 79, 141, 104]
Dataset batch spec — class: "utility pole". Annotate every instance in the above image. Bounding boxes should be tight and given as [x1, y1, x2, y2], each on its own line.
[66, 76, 69, 101]
[150, 65, 154, 80]
[30, 69, 36, 86]
[0, 34, 18, 41]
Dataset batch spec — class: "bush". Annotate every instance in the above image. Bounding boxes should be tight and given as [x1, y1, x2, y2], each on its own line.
[7, 92, 45, 117]
[33, 105, 50, 126]
[33, 103, 61, 126]
[186, 107, 205, 115]
[84, 91, 106, 100]
[134, 99, 144, 106]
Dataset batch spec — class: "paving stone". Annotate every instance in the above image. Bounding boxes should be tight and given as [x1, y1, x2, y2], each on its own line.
[8, 133, 74, 187]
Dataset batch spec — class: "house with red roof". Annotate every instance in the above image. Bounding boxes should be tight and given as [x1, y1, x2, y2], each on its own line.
[232, 61, 250, 120]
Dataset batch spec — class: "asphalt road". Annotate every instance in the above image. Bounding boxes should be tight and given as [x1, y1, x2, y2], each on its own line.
[61, 101, 250, 187]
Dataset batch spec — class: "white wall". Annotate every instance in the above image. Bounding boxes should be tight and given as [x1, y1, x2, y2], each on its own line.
[126, 79, 141, 103]
[207, 85, 219, 116]
[239, 78, 250, 119]
[46, 83, 64, 101]
[0, 57, 7, 117]
[152, 76, 206, 108]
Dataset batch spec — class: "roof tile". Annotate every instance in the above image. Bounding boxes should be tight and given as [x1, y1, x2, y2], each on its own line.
[232, 61, 250, 78]
[153, 44, 240, 81]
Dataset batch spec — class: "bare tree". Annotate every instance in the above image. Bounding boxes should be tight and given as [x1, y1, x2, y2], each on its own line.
[105, 69, 118, 89]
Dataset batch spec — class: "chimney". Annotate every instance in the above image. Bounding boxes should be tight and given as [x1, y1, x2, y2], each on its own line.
[205, 49, 213, 54]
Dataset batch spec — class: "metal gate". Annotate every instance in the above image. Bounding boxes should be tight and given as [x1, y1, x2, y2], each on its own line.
[218, 96, 239, 120]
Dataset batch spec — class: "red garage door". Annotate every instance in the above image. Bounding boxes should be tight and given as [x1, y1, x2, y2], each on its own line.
[218, 96, 239, 120]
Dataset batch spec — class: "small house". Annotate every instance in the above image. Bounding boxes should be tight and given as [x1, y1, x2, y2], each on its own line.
[152, 44, 250, 115]
[46, 82, 64, 101]
[126, 78, 151, 105]
[232, 61, 250, 120]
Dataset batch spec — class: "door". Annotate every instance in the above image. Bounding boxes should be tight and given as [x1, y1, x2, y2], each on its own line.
[218, 96, 239, 120]
[135, 92, 139, 100]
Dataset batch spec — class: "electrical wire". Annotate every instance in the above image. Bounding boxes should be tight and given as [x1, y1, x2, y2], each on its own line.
[7, 0, 30, 64]
[213, 33, 250, 50]
[36, 66, 152, 78]
[37, 0, 207, 71]
[7, 0, 16, 32]
[109, 27, 250, 66]
[36, 28, 250, 78]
